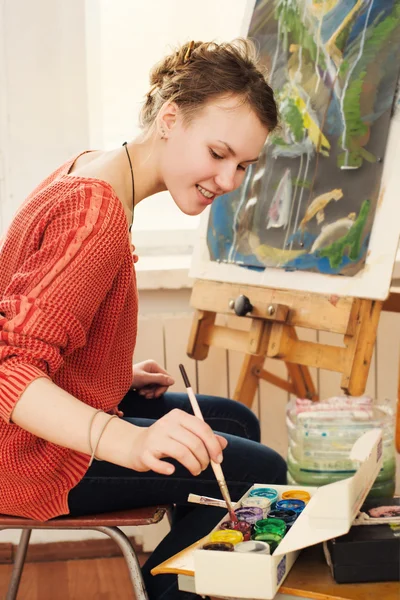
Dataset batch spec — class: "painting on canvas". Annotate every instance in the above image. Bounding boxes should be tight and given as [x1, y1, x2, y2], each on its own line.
[192, 0, 400, 300]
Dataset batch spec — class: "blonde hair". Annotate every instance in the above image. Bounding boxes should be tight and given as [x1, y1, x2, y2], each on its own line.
[140, 38, 278, 132]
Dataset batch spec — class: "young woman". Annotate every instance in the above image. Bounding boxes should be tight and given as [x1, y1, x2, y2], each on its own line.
[0, 39, 286, 599]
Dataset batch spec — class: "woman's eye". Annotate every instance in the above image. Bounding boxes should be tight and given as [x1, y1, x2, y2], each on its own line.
[210, 148, 246, 171]
[209, 149, 223, 160]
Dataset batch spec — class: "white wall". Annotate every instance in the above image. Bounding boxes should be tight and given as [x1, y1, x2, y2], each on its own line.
[0, 0, 90, 233]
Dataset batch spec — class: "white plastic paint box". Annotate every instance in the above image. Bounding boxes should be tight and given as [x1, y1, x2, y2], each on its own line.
[152, 429, 383, 599]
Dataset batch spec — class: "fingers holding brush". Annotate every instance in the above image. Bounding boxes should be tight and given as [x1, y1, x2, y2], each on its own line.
[173, 409, 227, 464]
[129, 408, 227, 476]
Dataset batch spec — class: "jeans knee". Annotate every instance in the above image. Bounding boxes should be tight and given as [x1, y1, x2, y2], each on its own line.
[272, 452, 287, 484]
[237, 403, 260, 442]
[217, 397, 261, 442]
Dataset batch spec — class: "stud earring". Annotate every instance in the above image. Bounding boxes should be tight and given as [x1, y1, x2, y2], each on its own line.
[161, 128, 166, 139]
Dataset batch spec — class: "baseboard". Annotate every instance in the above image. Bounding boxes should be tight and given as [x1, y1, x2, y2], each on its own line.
[0, 543, 13, 564]
[0, 536, 149, 565]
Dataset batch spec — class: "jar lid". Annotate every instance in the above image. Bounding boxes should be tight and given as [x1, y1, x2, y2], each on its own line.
[254, 517, 287, 535]
[220, 520, 252, 539]
[249, 488, 279, 502]
[235, 507, 264, 523]
[252, 531, 283, 543]
[281, 490, 311, 503]
[276, 499, 305, 513]
[210, 529, 244, 545]
[234, 540, 271, 554]
[242, 496, 271, 510]
[269, 509, 297, 525]
[202, 541, 234, 552]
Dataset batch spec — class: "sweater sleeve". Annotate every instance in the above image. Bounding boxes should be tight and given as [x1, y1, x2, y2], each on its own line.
[0, 181, 128, 422]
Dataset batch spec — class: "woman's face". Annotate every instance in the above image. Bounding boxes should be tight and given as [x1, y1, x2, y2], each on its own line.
[159, 95, 269, 216]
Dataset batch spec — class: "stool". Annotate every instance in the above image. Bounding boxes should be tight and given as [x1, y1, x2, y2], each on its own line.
[0, 505, 171, 600]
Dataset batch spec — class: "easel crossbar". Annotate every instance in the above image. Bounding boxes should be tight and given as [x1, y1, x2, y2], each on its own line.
[191, 280, 354, 334]
[270, 337, 346, 372]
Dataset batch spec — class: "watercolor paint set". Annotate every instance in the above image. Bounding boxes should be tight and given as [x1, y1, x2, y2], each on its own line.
[152, 429, 383, 599]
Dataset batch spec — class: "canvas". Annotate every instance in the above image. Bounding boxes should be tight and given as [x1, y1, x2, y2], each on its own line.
[192, 0, 400, 300]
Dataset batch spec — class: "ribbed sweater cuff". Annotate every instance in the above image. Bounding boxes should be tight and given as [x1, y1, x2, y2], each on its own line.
[0, 363, 51, 423]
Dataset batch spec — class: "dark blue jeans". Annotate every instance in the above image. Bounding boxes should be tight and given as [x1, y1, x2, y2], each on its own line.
[68, 390, 287, 600]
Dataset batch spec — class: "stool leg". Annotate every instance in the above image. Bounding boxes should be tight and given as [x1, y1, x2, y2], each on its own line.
[96, 526, 149, 600]
[6, 528, 32, 600]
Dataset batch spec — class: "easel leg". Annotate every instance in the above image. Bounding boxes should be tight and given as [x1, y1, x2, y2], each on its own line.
[233, 354, 266, 409]
[286, 363, 318, 401]
[187, 310, 216, 360]
[284, 329, 318, 401]
[342, 300, 382, 396]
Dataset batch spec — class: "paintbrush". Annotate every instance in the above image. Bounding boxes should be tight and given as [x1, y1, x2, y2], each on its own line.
[179, 363, 238, 522]
[188, 493, 238, 509]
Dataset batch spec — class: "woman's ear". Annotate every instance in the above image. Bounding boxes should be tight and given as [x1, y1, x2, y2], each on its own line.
[157, 102, 179, 139]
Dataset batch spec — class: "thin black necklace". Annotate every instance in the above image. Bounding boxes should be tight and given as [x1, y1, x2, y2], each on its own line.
[122, 142, 134, 232]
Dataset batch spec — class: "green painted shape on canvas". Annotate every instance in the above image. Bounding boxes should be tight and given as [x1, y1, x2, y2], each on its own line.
[318, 199, 370, 268]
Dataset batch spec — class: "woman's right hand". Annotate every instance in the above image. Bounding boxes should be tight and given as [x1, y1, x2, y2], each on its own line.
[129, 408, 228, 476]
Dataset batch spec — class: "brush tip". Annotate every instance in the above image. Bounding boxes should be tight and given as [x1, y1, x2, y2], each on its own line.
[179, 363, 190, 388]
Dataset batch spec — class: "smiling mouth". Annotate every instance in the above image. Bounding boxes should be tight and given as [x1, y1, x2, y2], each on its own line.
[196, 184, 216, 200]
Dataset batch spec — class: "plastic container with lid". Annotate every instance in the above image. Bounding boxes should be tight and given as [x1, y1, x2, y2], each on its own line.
[286, 396, 396, 497]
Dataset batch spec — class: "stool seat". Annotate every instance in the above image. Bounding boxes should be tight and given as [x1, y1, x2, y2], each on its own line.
[0, 505, 170, 528]
[1, 505, 172, 600]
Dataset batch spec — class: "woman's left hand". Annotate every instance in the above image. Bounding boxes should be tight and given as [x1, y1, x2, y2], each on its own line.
[132, 359, 175, 399]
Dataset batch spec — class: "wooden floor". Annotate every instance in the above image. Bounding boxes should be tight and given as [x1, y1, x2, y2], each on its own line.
[1, 548, 399, 600]
[0, 557, 136, 600]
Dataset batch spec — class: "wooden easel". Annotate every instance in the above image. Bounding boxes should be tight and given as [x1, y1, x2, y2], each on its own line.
[187, 279, 383, 408]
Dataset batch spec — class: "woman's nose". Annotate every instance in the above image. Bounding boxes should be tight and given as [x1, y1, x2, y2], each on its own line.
[215, 166, 237, 194]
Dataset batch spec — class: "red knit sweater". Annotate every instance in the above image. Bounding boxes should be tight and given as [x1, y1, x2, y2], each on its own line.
[0, 154, 138, 520]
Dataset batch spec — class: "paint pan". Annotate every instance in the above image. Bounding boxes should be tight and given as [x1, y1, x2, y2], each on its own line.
[242, 496, 271, 517]
[268, 509, 297, 528]
[281, 490, 310, 504]
[251, 531, 283, 553]
[276, 499, 305, 514]
[210, 529, 244, 545]
[249, 487, 279, 503]
[201, 541, 234, 552]
[219, 520, 252, 541]
[234, 506, 264, 525]
[234, 540, 271, 555]
[253, 518, 287, 538]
